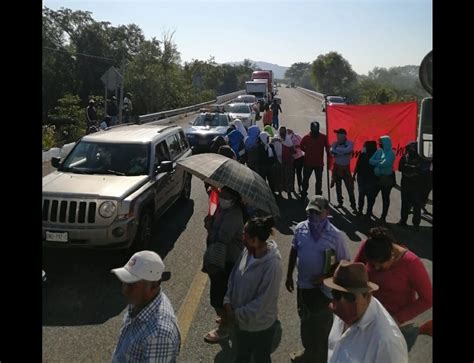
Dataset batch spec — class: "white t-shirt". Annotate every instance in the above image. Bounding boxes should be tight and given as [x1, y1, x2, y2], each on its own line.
[328, 297, 408, 363]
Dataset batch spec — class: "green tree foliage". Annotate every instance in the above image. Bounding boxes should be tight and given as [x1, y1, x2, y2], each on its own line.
[285, 62, 313, 89]
[311, 52, 358, 95]
[42, 7, 255, 149]
[47, 94, 86, 145]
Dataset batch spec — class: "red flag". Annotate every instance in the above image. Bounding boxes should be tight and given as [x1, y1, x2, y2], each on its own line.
[208, 188, 219, 216]
[327, 102, 417, 172]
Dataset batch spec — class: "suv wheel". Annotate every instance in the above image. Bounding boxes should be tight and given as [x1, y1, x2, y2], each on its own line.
[180, 173, 192, 201]
[131, 208, 153, 252]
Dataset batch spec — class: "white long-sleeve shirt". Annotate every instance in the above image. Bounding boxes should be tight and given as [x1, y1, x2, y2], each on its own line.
[328, 296, 408, 363]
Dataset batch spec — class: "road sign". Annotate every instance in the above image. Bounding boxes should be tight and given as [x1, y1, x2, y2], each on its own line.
[101, 67, 123, 91]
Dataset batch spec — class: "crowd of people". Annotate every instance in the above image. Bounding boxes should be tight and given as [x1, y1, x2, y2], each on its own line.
[109, 194, 432, 362]
[210, 115, 432, 228]
[107, 115, 433, 362]
[85, 92, 134, 133]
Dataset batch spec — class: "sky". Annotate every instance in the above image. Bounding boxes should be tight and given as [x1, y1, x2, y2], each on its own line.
[43, 0, 432, 75]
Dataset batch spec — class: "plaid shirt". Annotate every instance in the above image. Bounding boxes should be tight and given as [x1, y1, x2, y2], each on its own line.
[112, 292, 181, 363]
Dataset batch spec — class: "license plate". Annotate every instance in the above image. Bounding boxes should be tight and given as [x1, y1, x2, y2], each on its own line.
[46, 231, 68, 243]
[199, 138, 208, 145]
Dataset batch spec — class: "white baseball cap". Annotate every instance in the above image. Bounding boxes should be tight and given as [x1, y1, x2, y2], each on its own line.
[111, 250, 169, 283]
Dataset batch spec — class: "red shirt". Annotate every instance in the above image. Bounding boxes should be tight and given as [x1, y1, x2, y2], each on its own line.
[300, 133, 330, 167]
[263, 110, 273, 126]
[354, 240, 432, 324]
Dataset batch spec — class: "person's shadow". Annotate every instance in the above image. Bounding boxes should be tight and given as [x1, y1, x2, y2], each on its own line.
[274, 194, 308, 235]
[328, 205, 365, 242]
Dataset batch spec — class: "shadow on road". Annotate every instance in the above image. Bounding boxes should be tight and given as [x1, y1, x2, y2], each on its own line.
[328, 206, 365, 242]
[274, 195, 308, 235]
[385, 223, 433, 261]
[42, 199, 195, 327]
[152, 199, 195, 259]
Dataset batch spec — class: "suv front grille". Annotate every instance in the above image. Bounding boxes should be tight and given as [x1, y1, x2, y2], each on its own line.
[43, 199, 97, 224]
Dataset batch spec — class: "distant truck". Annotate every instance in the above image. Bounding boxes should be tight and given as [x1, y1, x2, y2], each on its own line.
[251, 70, 273, 98]
[246, 80, 269, 102]
[291, 82, 295, 88]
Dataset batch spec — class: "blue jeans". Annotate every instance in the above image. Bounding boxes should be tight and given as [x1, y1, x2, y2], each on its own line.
[272, 115, 279, 129]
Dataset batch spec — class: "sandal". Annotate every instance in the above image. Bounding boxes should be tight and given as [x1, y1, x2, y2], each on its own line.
[204, 327, 230, 344]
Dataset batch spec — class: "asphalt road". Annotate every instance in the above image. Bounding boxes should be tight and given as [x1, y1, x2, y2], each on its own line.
[42, 86, 432, 362]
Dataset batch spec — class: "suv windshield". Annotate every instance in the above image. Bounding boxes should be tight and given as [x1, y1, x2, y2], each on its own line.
[328, 97, 345, 103]
[60, 141, 150, 176]
[226, 104, 250, 113]
[193, 114, 229, 127]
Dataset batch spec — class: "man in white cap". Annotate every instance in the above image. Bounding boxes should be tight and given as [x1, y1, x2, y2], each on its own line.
[111, 250, 181, 363]
[323, 260, 408, 362]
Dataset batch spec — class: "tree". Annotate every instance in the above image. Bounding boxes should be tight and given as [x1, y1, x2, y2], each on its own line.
[285, 62, 311, 87]
[356, 79, 401, 104]
[47, 94, 86, 145]
[311, 52, 358, 95]
[367, 65, 428, 100]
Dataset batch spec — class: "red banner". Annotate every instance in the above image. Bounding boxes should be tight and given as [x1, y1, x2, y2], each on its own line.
[327, 102, 417, 172]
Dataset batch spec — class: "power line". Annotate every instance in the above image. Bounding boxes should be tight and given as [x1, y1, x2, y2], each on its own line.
[43, 46, 116, 62]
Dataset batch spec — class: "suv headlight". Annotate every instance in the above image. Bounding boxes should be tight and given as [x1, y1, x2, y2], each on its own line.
[99, 201, 116, 218]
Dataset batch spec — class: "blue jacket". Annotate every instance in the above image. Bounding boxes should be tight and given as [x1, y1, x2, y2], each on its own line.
[369, 135, 395, 176]
[228, 130, 245, 156]
[245, 125, 261, 150]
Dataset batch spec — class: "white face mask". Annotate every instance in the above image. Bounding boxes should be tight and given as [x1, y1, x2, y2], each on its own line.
[220, 198, 234, 209]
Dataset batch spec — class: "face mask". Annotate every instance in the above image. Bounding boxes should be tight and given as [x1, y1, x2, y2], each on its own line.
[219, 198, 234, 209]
[330, 298, 360, 326]
[308, 212, 328, 240]
[308, 212, 325, 225]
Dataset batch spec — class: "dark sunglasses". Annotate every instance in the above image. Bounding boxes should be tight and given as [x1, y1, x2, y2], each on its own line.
[331, 289, 356, 303]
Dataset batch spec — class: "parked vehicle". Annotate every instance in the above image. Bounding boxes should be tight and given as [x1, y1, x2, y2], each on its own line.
[43, 124, 192, 250]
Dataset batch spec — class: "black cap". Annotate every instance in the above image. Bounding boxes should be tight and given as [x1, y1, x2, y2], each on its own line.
[333, 128, 347, 135]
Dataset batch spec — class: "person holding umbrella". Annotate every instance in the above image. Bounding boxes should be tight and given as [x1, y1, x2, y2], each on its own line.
[177, 153, 280, 220]
[202, 187, 245, 344]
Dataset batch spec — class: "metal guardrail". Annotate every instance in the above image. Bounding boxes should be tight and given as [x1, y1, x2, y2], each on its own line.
[296, 87, 325, 100]
[42, 90, 246, 162]
[138, 90, 245, 124]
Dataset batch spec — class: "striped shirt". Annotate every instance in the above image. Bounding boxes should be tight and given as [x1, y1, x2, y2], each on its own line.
[111, 292, 181, 363]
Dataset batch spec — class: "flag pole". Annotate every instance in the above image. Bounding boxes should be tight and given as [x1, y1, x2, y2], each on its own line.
[325, 98, 331, 204]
